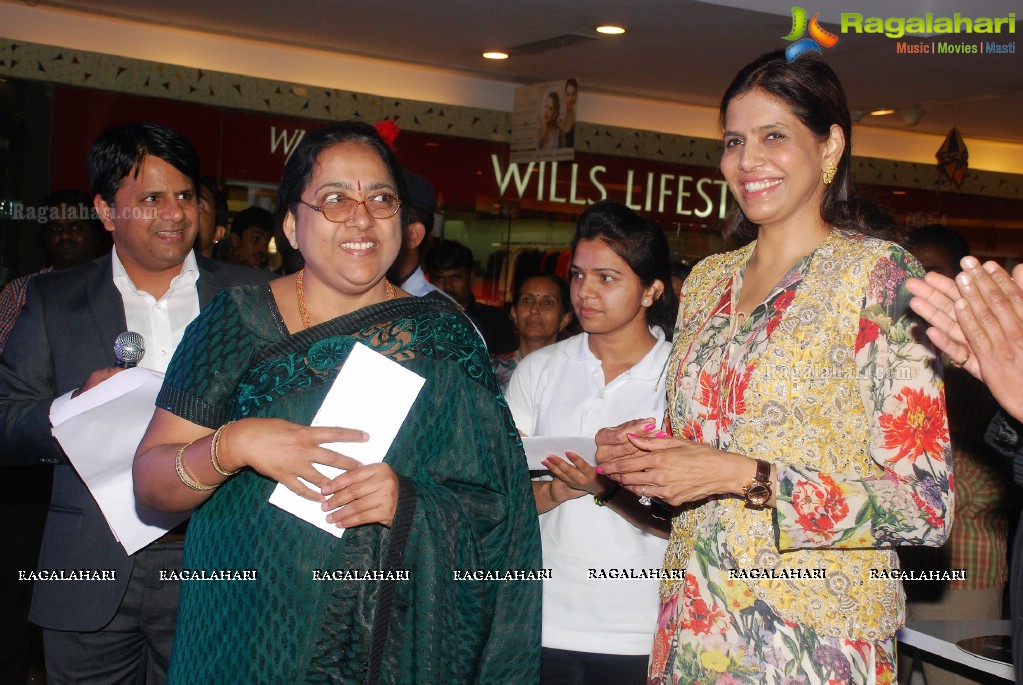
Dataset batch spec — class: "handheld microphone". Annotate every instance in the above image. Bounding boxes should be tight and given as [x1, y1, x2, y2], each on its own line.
[114, 331, 145, 369]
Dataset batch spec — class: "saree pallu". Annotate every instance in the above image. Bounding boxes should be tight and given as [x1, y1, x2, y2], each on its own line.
[157, 286, 542, 684]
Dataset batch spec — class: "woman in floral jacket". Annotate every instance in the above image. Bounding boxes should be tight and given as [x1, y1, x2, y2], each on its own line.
[597, 51, 952, 684]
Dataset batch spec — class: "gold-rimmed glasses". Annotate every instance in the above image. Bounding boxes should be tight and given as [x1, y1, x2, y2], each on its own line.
[300, 192, 401, 223]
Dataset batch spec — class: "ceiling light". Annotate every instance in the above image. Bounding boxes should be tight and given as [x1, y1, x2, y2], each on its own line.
[870, 108, 896, 116]
[596, 25, 626, 35]
[482, 51, 509, 60]
[902, 109, 923, 126]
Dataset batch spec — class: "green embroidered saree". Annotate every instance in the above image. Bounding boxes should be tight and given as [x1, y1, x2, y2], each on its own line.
[158, 286, 541, 684]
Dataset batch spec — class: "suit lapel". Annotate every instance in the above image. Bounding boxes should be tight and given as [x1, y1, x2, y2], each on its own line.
[85, 256, 128, 352]
[196, 255, 224, 309]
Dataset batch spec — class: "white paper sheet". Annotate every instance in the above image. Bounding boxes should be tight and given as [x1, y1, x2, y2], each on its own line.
[50, 367, 189, 555]
[521, 436, 598, 470]
[268, 342, 426, 537]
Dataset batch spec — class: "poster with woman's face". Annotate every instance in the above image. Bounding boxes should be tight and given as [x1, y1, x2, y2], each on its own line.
[511, 78, 579, 164]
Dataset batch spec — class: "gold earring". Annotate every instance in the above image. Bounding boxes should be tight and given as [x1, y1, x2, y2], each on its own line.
[822, 161, 837, 185]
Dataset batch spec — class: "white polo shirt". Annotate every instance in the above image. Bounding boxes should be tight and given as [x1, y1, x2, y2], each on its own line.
[506, 328, 671, 655]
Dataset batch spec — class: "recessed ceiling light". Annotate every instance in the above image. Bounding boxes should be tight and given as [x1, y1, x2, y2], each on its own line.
[482, 51, 509, 60]
[870, 108, 896, 116]
[596, 25, 626, 35]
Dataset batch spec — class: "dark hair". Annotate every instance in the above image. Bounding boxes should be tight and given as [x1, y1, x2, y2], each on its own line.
[670, 260, 693, 285]
[719, 51, 898, 246]
[546, 92, 561, 114]
[425, 238, 473, 273]
[515, 274, 571, 314]
[231, 205, 274, 237]
[571, 200, 678, 337]
[42, 189, 94, 210]
[87, 123, 199, 205]
[39, 189, 109, 256]
[41, 189, 101, 231]
[198, 176, 228, 228]
[565, 78, 578, 92]
[400, 169, 436, 235]
[275, 120, 408, 238]
[905, 224, 970, 267]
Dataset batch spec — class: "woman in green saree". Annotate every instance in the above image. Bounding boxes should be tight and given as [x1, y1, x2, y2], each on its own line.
[133, 121, 542, 684]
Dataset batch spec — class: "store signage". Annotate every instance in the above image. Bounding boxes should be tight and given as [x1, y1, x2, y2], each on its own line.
[490, 155, 730, 219]
[269, 127, 306, 159]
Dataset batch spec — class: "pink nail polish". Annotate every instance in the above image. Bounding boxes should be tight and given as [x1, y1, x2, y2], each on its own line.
[643, 423, 656, 431]
[595, 466, 604, 474]
[656, 431, 667, 438]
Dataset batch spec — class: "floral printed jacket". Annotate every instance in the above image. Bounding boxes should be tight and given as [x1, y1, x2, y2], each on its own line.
[662, 231, 952, 641]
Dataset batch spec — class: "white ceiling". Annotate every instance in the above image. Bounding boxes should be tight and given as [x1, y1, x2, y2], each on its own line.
[19, 0, 1023, 145]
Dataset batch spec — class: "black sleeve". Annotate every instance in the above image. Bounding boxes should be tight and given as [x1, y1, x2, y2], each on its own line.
[985, 410, 1023, 488]
[0, 278, 64, 465]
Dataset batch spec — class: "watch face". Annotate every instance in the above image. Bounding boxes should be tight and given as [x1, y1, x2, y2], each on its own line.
[745, 483, 771, 506]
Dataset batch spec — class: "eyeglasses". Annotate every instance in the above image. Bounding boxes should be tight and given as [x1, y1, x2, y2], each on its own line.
[300, 193, 401, 223]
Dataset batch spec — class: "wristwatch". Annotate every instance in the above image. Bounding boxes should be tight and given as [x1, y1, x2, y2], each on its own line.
[742, 459, 772, 507]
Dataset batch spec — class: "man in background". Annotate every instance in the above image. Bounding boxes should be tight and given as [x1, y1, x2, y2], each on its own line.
[387, 168, 447, 300]
[195, 176, 227, 259]
[0, 189, 106, 348]
[225, 205, 273, 269]
[0, 123, 272, 683]
[426, 238, 516, 354]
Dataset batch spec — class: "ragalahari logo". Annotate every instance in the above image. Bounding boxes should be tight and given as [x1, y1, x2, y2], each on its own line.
[783, 7, 840, 61]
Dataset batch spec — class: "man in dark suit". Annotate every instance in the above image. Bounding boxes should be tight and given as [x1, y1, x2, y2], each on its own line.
[0, 123, 272, 684]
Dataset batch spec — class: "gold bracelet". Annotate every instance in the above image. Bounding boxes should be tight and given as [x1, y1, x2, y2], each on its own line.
[175, 440, 218, 491]
[210, 421, 240, 477]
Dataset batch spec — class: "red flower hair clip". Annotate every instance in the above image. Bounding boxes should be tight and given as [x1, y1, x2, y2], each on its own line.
[374, 119, 400, 152]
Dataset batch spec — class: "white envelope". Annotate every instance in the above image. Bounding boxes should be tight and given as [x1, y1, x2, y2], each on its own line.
[268, 342, 425, 537]
[521, 436, 598, 470]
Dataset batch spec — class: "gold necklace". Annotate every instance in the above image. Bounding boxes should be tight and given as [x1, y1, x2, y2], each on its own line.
[295, 269, 396, 329]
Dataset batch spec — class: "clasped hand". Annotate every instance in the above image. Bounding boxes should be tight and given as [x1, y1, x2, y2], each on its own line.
[594, 418, 751, 507]
[221, 418, 399, 527]
[907, 257, 1023, 421]
[541, 451, 603, 505]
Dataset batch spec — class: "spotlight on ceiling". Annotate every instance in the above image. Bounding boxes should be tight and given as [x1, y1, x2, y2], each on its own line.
[482, 51, 509, 60]
[870, 108, 896, 116]
[596, 25, 626, 35]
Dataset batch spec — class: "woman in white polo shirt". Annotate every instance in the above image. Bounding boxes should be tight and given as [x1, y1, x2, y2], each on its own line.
[506, 200, 678, 685]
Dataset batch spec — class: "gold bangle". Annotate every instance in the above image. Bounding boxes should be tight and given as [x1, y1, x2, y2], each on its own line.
[175, 440, 218, 491]
[210, 421, 240, 477]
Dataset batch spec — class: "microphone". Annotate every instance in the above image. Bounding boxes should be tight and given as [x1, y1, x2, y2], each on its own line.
[114, 331, 145, 368]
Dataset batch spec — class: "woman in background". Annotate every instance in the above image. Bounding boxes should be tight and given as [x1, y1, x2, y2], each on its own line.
[506, 200, 677, 685]
[597, 52, 951, 684]
[494, 274, 572, 392]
